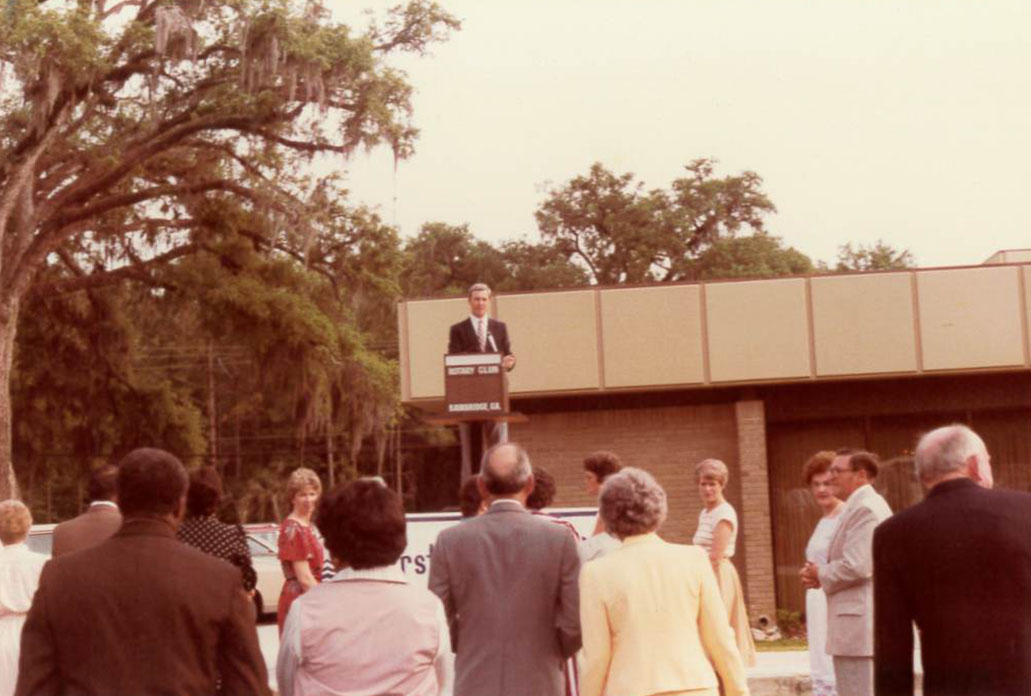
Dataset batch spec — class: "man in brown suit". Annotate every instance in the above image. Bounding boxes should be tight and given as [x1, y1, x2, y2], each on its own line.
[16, 448, 269, 696]
[52, 463, 122, 556]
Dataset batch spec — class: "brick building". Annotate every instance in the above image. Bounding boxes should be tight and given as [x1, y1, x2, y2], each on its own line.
[398, 252, 1031, 622]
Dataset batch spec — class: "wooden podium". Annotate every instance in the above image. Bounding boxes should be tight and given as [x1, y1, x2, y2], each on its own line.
[427, 353, 526, 479]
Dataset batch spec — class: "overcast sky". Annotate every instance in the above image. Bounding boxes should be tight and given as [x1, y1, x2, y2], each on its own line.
[332, 0, 1031, 269]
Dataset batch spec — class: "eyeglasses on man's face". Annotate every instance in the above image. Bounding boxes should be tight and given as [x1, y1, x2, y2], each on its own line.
[828, 465, 855, 476]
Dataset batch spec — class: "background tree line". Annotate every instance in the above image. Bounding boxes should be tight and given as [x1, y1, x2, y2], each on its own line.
[1, 0, 912, 518]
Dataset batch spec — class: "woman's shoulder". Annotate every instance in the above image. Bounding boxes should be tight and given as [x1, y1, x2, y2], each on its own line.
[714, 501, 738, 520]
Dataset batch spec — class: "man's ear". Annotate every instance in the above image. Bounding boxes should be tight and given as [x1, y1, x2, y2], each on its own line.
[173, 494, 187, 523]
[523, 474, 536, 498]
[476, 476, 490, 501]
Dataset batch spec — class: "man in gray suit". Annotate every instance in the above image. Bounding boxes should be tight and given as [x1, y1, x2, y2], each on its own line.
[802, 450, 892, 696]
[429, 442, 581, 696]
[52, 464, 121, 556]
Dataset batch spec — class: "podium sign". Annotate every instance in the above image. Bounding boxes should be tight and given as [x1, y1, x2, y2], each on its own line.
[444, 353, 508, 416]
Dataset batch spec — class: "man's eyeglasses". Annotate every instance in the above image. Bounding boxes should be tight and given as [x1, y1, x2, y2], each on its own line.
[828, 466, 854, 475]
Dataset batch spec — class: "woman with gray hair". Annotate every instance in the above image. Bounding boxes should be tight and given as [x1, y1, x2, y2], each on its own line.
[579, 468, 749, 696]
[0, 500, 47, 696]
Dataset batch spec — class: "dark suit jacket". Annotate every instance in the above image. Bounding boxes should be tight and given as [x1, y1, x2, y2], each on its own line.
[52, 503, 122, 557]
[873, 478, 1031, 696]
[448, 317, 512, 358]
[428, 500, 581, 696]
[16, 518, 270, 696]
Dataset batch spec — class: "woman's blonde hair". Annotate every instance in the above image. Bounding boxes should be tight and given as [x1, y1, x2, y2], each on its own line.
[285, 467, 322, 503]
[695, 458, 729, 485]
[0, 499, 32, 545]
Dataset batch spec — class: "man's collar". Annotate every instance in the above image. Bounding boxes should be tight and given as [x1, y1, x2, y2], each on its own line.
[329, 564, 407, 584]
[116, 516, 178, 538]
[844, 483, 873, 505]
[89, 501, 118, 510]
[469, 314, 489, 325]
[487, 498, 526, 512]
[927, 476, 978, 498]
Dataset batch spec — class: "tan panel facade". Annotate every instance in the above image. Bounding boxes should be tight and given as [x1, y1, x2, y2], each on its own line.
[599, 285, 705, 388]
[496, 290, 600, 393]
[405, 297, 468, 399]
[399, 263, 1031, 403]
[706, 278, 811, 382]
[918, 267, 1025, 371]
[810, 273, 918, 376]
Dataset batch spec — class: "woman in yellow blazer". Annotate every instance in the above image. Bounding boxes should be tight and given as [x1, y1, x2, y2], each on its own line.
[579, 468, 750, 696]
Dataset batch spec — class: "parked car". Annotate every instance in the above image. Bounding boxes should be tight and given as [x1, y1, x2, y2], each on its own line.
[22, 521, 284, 622]
[25, 523, 56, 555]
[243, 522, 282, 622]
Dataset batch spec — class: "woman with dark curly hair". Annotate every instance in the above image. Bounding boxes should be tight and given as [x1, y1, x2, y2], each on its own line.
[177, 467, 256, 595]
[579, 468, 748, 696]
[276, 479, 452, 696]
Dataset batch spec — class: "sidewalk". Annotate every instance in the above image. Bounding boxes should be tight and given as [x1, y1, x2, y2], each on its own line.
[260, 625, 919, 695]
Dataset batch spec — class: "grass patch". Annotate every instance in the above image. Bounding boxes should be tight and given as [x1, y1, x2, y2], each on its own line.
[755, 638, 808, 652]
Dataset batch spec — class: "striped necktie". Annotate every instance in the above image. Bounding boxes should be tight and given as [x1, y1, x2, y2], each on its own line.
[477, 319, 486, 351]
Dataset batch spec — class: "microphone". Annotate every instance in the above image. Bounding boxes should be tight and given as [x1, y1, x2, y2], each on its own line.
[487, 331, 498, 353]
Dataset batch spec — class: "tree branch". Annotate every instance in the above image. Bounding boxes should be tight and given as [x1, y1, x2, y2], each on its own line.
[36, 242, 200, 295]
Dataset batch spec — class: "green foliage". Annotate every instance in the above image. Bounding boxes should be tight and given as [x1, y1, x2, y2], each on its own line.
[400, 223, 588, 298]
[12, 279, 206, 519]
[836, 240, 916, 272]
[0, 0, 459, 499]
[692, 234, 814, 281]
[535, 160, 776, 284]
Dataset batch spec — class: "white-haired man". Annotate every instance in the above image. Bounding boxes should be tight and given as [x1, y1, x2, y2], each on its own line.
[873, 424, 1031, 695]
[429, 442, 581, 696]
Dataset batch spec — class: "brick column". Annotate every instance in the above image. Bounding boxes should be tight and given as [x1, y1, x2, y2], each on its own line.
[735, 399, 777, 624]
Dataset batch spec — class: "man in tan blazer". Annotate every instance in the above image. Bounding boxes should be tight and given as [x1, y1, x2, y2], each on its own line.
[16, 448, 269, 696]
[52, 464, 121, 556]
[579, 467, 748, 696]
[802, 451, 892, 696]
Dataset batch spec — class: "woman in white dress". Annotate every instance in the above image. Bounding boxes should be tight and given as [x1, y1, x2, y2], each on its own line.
[692, 458, 757, 667]
[801, 451, 844, 696]
[0, 500, 48, 696]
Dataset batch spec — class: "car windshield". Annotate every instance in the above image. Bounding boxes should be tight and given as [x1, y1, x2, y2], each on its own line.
[25, 533, 53, 556]
[246, 532, 277, 556]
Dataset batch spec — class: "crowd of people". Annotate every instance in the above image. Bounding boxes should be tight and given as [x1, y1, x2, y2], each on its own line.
[1, 422, 1030, 695]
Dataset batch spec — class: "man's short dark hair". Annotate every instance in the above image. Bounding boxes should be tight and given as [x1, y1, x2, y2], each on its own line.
[526, 466, 557, 511]
[317, 480, 407, 570]
[87, 464, 119, 502]
[459, 476, 483, 519]
[186, 467, 223, 517]
[583, 451, 622, 483]
[849, 451, 880, 480]
[117, 448, 188, 517]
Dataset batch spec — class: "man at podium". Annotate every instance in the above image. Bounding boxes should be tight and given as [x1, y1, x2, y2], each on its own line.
[447, 283, 516, 476]
[448, 283, 516, 371]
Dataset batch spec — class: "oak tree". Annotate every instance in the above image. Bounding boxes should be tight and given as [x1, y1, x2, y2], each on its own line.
[0, 0, 458, 498]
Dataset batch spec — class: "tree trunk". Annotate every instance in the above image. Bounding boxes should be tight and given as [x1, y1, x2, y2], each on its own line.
[207, 341, 219, 470]
[326, 429, 335, 488]
[0, 304, 22, 500]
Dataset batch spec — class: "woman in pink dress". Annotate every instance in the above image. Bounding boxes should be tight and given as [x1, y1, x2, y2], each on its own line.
[277, 467, 324, 633]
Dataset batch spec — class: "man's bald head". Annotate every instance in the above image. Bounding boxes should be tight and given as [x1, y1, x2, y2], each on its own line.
[480, 442, 534, 497]
[915, 424, 992, 489]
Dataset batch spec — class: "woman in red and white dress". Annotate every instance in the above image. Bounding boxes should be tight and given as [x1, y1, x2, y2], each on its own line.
[276, 467, 324, 634]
